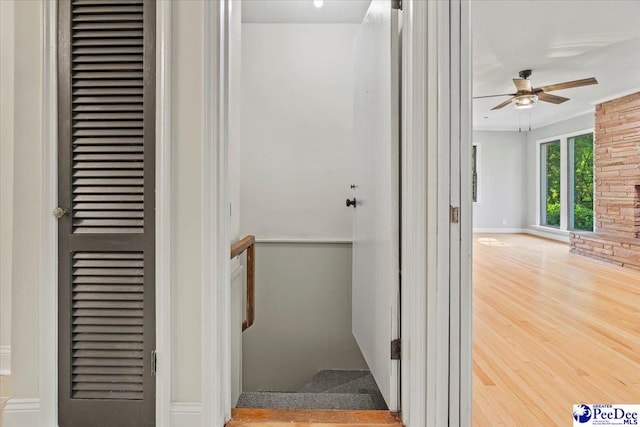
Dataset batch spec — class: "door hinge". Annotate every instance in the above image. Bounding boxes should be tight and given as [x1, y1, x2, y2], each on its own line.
[391, 338, 401, 360]
[151, 350, 157, 377]
[450, 206, 460, 224]
[391, 0, 402, 10]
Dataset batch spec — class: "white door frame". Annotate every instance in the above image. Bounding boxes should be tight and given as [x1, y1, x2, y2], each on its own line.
[202, 1, 472, 426]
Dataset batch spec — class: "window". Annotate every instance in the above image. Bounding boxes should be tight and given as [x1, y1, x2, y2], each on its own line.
[472, 144, 478, 203]
[569, 133, 594, 231]
[540, 140, 561, 227]
[537, 131, 594, 232]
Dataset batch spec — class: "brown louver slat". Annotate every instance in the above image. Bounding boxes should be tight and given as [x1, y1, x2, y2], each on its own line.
[71, 252, 145, 400]
[59, 0, 155, 424]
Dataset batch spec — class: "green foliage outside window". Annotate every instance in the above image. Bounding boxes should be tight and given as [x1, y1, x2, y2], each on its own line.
[543, 141, 561, 227]
[542, 134, 594, 231]
[571, 134, 594, 231]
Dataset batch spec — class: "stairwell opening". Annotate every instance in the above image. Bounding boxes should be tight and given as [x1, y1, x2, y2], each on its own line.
[229, 0, 400, 413]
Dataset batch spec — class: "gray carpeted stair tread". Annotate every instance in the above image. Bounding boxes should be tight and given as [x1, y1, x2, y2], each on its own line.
[236, 391, 387, 410]
[323, 372, 379, 394]
[298, 370, 371, 393]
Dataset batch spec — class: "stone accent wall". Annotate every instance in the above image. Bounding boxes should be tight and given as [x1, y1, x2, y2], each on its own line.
[570, 232, 640, 271]
[570, 92, 640, 269]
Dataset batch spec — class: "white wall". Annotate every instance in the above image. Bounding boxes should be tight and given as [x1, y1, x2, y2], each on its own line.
[171, 0, 203, 403]
[472, 130, 527, 231]
[240, 24, 359, 240]
[0, 0, 15, 374]
[229, 3, 242, 242]
[239, 23, 366, 393]
[7, 0, 42, 398]
[472, 113, 596, 233]
[242, 243, 367, 392]
[524, 112, 595, 229]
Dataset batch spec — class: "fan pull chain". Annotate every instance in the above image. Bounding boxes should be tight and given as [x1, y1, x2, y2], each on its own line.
[518, 111, 522, 132]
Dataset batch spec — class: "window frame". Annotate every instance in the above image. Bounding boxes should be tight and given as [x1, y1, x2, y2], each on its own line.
[539, 139, 561, 228]
[568, 132, 595, 232]
[472, 142, 480, 204]
[535, 128, 595, 232]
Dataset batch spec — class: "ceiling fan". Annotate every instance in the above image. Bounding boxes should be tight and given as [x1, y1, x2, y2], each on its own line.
[475, 70, 598, 110]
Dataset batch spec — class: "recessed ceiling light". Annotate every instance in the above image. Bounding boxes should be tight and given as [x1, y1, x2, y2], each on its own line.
[314, 0, 324, 8]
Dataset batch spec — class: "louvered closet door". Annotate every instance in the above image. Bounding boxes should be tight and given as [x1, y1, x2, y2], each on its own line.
[58, 1, 155, 425]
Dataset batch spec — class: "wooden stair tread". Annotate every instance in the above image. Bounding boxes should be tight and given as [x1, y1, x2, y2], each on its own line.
[227, 409, 403, 426]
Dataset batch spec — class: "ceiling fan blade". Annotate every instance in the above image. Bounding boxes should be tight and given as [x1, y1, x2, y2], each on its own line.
[536, 77, 598, 93]
[513, 78, 532, 92]
[474, 93, 516, 99]
[491, 97, 515, 110]
[538, 92, 570, 104]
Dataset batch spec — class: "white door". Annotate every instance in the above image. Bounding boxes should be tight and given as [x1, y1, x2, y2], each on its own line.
[351, 0, 400, 412]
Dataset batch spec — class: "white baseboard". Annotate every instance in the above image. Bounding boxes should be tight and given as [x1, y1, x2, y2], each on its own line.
[525, 226, 570, 243]
[472, 227, 571, 243]
[473, 228, 526, 234]
[0, 346, 10, 375]
[3, 400, 202, 427]
[3, 399, 40, 427]
[170, 402, 202, 427]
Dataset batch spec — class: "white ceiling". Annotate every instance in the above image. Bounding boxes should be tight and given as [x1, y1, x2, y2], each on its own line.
[241, 1, 640, 131]
[473, 0, 640, 131]
[242, 0, 372, 24]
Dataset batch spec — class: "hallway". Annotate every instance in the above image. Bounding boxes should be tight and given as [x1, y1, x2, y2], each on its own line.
[473, 233, 640, 425]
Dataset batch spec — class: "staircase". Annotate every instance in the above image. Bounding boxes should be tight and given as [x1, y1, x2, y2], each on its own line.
[236, 370, 387, 411]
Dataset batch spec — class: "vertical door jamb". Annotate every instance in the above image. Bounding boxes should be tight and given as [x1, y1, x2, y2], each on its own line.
[203, 0, 233, 425]
[41, 1, 59, 425]
[400, 1, 471, 426]
[155, 0, 172, 425]
[459, 0, 473, 424]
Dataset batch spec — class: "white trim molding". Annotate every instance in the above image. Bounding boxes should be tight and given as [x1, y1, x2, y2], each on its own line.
[400, 1, 471, 425]
[202, 0, 232, 425]
[527, 225, 571, 243]
[254, 238, 352, 244]
[0, 346, 10, 375]
[40, 1, 58, 426]
[4, 399, 40, 413]
[400, 2, 429, 425]
[155, 1, 172, 426]
[169, 402, 202, 427]
[3, 399, 40, 427]
[473, 228, 526, 234]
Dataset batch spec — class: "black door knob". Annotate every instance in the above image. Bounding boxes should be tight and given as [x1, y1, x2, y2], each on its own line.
[346, 198, 357, 208]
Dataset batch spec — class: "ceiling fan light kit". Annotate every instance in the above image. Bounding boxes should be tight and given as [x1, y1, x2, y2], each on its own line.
[474, 69, 598, 111]
[513, 94, 538, 109]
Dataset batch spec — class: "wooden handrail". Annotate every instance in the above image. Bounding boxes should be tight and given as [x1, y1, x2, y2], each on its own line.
[231, 235, 255, 258]
[231, 235, 255, 331]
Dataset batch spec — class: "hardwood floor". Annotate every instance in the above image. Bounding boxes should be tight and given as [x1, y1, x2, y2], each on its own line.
[473, 233, 640, 426]
[227, 408, 403, 427]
